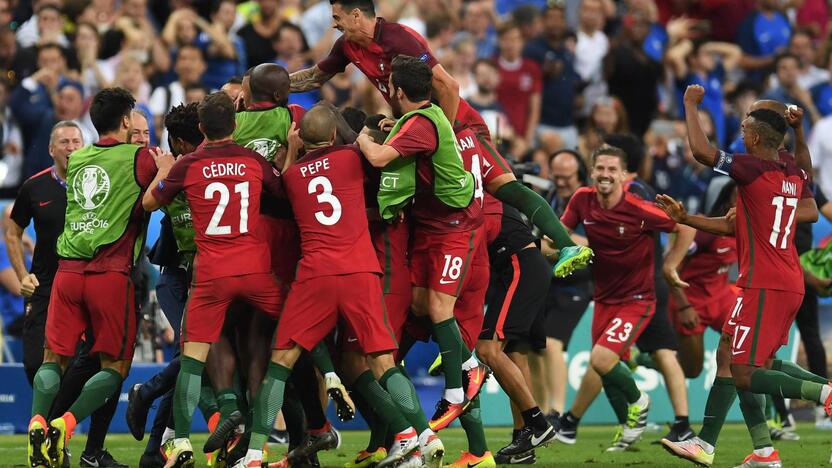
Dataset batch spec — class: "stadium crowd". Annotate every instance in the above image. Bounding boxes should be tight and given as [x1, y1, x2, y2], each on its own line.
[3, 0, 832, 468]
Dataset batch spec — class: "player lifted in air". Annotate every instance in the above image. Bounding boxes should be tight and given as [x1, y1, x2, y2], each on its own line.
[142, 92, 288, 468]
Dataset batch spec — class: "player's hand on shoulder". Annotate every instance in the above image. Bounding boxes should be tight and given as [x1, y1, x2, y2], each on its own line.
[683, 85, 705, 106]
[149, 147, 175, 171]
[785, 105, 804, 129]
[656, 194, 688, 223]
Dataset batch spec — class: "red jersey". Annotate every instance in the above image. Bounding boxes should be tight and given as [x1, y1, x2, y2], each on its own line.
[681, 231, 737, 305]
[713, 150, 812, 293]
[152, 140, 282, 281]
[317, 17, 489, 137]
[455, 125, 511, 217]
[370, 220, 410, 295]
[387, 114, 483, 233]
[59, 138, 157, 274]
[561, 187, 677, 304]
[283, 145, 382, 281]
[496, 57, 543, 137]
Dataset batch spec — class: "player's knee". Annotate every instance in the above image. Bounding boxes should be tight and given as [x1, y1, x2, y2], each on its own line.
[474, 340, 500, 366]
[680, 360, 703, 379]
[589, 346, 617, 374]
[731, 364, 754, 390]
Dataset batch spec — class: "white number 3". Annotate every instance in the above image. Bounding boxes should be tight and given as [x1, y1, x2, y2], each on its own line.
[308, 176, 342, 226]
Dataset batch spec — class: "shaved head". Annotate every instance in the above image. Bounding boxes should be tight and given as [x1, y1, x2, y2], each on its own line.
[749, 99, 787, 115]
[249, 63, 290, 105]
[300, 105, 337, 147]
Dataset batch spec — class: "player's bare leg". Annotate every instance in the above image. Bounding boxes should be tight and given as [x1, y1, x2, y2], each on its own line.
[477, 338, 555, 455]
[542, 337, 567, 415]
[677, 334, 706, 378]
[653, 349, 691, 434]
[590, 345, 650, 451]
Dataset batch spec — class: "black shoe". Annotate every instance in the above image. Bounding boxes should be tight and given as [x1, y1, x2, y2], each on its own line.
[494, 450, 536, 464]
[287, 427, 340, 465]
[292, 453, 322, 468]
[61, 447, 70, 468]
[269, 428, 290, 444]
[226, 430, 250, 466]
[127, 383, 150, 441]
[139, 451, 165, 468]
[555, 413, 578, 445]
[498, 424, 556, 456]
[79, 448, 128, 467]
[655, 423, 696, 444]
[204, 410, 244, 453]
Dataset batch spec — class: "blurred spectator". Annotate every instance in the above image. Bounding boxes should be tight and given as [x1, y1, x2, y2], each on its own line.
[496, 21, 541, 155]
[726, 80, 763, 151]
[736, 0, 791, 73]
[578, 96, 628, 159]
[604, 11, 662, 137]
[655, 0, 754, 44]
[496, 0, 545, 18]
[795, 0, 828, 40]
[512, 5, 542, 42]
[666, 40, 742, 146]
[808, 113, 832, 196]
[16, 1, 68, 48]
[524, 4, 580, 153]
[74, 22, 114, 97]
[198, 0, 247, 90]
[448, 36, 478, 99]
[784, 29, 830, 90]
[575, 0, 608, 115]
[272, 22, 319, 109]
[763, 53, 820, 129]
[149, 45, 206, 146]
[811, 51, 832, 117]
[239, 0, 283, 68]
[130, 109, 150, 147]
[184, 83, 209, 104]
[99, 0, 169, 79]
[0, 204, 23, 336]
[112, 56, 152, 114]
[0, 26, 20, 83]
[457, 0, 497, 58]
[299, 0, 338, 60]
[0, 78, 22, 189]
[468, 58, 514, 142]
[0, 0, 12, 27]
[426, 13, 455, 64]
[76, 0, 118, 31]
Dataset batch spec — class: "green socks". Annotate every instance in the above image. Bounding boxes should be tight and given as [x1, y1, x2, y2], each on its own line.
[310, 341, 336, 375]
[493, 180, 576, 249]
[198, 378, 219, 421]
[602, 379, 629, 425]
[634, 351, 658, 371]
[67, 368, 122, 422]
[32, 362, 62, 418]
[380, 367, 429, 433]
[173, 356, 205, 439]
[354, 370, 410, 433]
[601, 362, 641, 404]
[350, 382, 388, 451]
[459, 395, 488, 457]
[215, 388, 239, 423]
[738, 391, 772, 450]
[698, 377, 737, 447]
[750, 368, 824, 402]
[772, 359, 828, 385]
[433, 318, 465, 390]
[249, 362, 291, 450]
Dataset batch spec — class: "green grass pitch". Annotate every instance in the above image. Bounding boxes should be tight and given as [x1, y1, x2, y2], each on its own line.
[0, 424, 830, 467]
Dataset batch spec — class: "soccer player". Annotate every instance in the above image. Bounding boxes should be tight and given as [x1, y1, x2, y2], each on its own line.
[560, 145, 696, 452]
[142, 92, 287, 468]
[238, 105, 443, 468]
[659, 85, 832, 468]
[290, 0, 592, 277]
[26, 88, 160, 468]
[357, 55, 487, 430]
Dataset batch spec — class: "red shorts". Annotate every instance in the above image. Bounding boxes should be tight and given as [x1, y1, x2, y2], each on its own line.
[183, 272, 285, 343]
[275, 273, 397, 354]
[259, 217, 300, 282]
[591, 301, 655, 359]
[341, 290, 411, 353]
[454, 261, 489, 351]
[46, 270, 136, 360]
[723, 288, 803, 366]
[669, 289, 737, 337]
[411, 228, 484, 297]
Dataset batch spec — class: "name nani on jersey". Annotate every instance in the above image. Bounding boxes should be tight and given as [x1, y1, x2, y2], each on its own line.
[782, 180, 797, 196]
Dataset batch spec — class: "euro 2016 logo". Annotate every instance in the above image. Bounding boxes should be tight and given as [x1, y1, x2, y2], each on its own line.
[73, 165, 111, 210]
[245, 138, 279, 162]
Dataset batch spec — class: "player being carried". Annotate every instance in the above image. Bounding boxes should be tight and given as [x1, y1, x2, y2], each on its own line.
[290, 0, 592, 277]
[142, 92, 289, 468]
[659, 86, 832, 468]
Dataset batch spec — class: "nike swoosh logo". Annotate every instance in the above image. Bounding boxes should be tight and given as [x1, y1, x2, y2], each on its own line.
[731, 350, 746, 356]
[584, 221, 596, 225]
[80, 457, 99, 467]
[39, 201, 52, 207]
[510, 454, 534, 463]
[347, 337, 358, 343]
[716, 247, 730, 253]
[439, 278, 456, 285]
[531, 426, 553, 445]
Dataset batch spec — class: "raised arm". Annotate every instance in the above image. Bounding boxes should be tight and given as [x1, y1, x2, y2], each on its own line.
[683, 85, 720, 166]
[431, 63, 461, 124]
[785, 105, 812, 172]
[290, 65, 336, 93]
[656, 193, 735, 235]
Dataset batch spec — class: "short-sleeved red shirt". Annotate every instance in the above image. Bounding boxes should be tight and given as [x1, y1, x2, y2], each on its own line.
[58, 138, 158, 274]
[386, 114, 482, 233]
[455, 126, 510, 216]
[561, 187, 677, 304]
[317, 18, 489, 137]
[283, 145, 382, 281]
[681, 231, 738, 305]
[496, 57, 543, 137]
[713, 150, 812, 293]
[152, 140, 282, 281]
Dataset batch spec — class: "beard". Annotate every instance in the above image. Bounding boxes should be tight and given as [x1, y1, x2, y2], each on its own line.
[391, 96, 404, 119]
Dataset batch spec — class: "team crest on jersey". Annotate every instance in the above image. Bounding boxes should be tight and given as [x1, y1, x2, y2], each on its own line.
[618, 224, 625, 236]
[379, 61, 385, 72]
[74, 165, 110, 210]
[245, 138, 279, 159]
